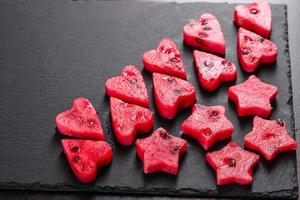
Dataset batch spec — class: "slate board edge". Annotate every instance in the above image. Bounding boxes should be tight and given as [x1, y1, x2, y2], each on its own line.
[0, 2, 297, 200]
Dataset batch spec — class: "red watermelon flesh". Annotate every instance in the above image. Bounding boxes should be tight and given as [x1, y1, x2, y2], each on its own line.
[193, 50, 237, 92]
[234, 0, 271, 39]
[244, 116, 297, 161]
[206, 142, 260, 185]
[62, 139, 112, 183]
[110, 97, 154, 146]
[56, 98, 105, 140]
[181, 104, 234, 150]
[238, 28, 277, 72]
[183, 13, 225, 56]
[228, 75, 277, 118]
[153, 73, 196, 119]
[135, 127, 188, 175]
[105, 65, 150, 108]
[143, 38, 187, 80]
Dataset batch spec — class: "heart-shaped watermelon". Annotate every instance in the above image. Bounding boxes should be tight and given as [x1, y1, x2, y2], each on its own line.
[143, 38, 187, 80]
[135, 127, 188, 175]
[237, 28, 277, 72]
[105, 65, 150, 107]
[183, 13, 225, 56]
[234, 0, 271, 39]
[62, 139, 113, 183]
[153, 73, 196, 119]
[193, 50, 237, 91]
[110, 97, 154, 146]
[56, 98, 105, 140]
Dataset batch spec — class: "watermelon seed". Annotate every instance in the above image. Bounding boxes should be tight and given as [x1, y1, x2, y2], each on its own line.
[228, 159, 236, 167]
[250, 8, 259, 14]
[221, 60, 232, 66]
[174, 89, 181, 95]
[71, 146, 79, 152]
[167, 77, 174, 83]
[169, 57, 179, 63]
[259, 37, 265, 43]
[209, 110, 219, 117]
[73, 156, 80, 163]
[276, 119, 284, 127]
[264, 133, 275, 139]
[200, 19, 207, 25]
[171, 146, 180, 155]
[203, 27, 212, 31]
[204, 61, 213, 68]
[87, 119, 95, 128]
[130, 78, 137, 84]
[159, 130, 171, 140]
[203, 128, 212, 137]
[241, 49, 250, 55]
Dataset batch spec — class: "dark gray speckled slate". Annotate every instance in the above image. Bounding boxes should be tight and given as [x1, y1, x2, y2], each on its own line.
[0, 0, 297, 199]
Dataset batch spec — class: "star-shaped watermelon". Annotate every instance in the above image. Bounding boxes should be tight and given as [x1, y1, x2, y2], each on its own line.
[143, 38, 187, 80]
[105, 65, 150, 107]
[153, 73, 196, 119]
[181, 104, 234, 150]
[237, 28, 277, 72]
[193, 50, 237, 91]
[183, 13, 225, 56]
[228, 75, 277, 118]
[206, 142, 260, 185]
[135, 127, 188, 175]
[62, 139, 113, 183]
[244, 116, 297, 161]
[110, 97, 154, 146]
[234, 0, 271, 39]
[56, 98, 105, 140]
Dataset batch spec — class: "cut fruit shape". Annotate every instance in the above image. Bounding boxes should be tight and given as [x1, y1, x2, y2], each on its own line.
[143, 38, 187, 80]
[228, 75, 277, 118]
[183, 13, 226, 56]
[153, 73, 196, 119]
[244, 116, 297, 161]
[105, 65, 150, 107]
[234, 0, 271, 39]
[181, 104, 234, 150]
[62, 139, 113, 183]
[238, 28, 277, 72]
[135, 127, 188, 175]
[206, 142, 260, 185]
[110, 97, 154, 146]
[193, 50, 237, 91]
[56, 98, 105, 140]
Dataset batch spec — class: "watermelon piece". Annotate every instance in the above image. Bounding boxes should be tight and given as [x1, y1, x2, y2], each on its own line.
[183, 13, 226, 56]
[206, 142, 260, 185]
[143, 38, 187, 80]
[244, 116, 297, 161]
[181, 104, 234, 150]
[135, 127, 188, 175]
[56, 98, 105, 140]
[228, 75, 277, 118]
[237, 27, 277, 72]
[105, 65, 150, 108]
[62, 139, 112, 183]
[193, 50, 237, 91]
[234, 0, 271, 39]
[110, 97, 154, 146]
[153, 73, 196, 119]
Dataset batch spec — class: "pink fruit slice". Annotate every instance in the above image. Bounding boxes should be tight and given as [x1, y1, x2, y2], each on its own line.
[206, 142, 260, 185]
[110, 97, 154, 146]
[62, 139, 112, 183]
[234, 0, 271, 39]
[135, 127, 188, 175]
[56, 98, 105, 140]
[183, 13, 226, 56]
[228, 75, 277, 118]
[238, 27, 277, 72]
[153, 73, 196, 119]
[193, 50, 237, 91]
[105, 65, 150, 107]
[244, 116, 297, 161]
[181, 104, 234, 150]
[143, 38, 187, 80]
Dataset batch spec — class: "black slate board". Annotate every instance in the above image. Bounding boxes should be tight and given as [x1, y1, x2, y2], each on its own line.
[0, 0, 297, 199]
